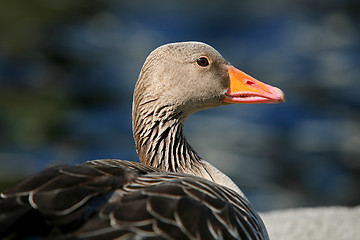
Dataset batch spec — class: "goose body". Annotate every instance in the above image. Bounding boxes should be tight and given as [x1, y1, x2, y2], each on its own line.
[0, 42, 284, 239]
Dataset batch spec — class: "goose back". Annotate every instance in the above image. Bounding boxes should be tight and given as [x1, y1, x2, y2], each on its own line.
[0, 159, 268, 239]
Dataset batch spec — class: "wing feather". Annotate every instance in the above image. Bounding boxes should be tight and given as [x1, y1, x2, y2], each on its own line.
[0, 159, 268, 239]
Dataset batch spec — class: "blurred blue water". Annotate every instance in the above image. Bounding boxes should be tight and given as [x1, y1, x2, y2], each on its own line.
[0, 0, 359, 211]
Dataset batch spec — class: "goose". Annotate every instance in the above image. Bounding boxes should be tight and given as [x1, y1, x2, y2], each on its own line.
[0, 41, 284, 240]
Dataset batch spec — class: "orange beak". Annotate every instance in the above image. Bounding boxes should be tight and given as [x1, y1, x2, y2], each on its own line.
[224, 65, 285, 104]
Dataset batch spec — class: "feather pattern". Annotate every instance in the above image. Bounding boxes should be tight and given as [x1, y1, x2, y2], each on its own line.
[0, 160, 267, 239]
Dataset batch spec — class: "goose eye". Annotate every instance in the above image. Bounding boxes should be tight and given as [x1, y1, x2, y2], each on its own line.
[197, 57, 209, 67]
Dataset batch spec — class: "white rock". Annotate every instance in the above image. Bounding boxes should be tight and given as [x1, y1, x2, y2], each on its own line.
[261, 206, 360, 240]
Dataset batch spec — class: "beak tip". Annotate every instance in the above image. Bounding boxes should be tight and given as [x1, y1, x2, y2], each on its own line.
[274, 87, 286, 103]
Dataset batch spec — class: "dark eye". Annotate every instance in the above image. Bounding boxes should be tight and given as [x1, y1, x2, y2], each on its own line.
[197, 57, 210, 67]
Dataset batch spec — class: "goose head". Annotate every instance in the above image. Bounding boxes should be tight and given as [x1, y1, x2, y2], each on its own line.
[133, 42, 285, 178]
[133, 41, 285, 122]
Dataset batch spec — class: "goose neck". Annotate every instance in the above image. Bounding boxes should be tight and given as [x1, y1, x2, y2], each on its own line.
[133, 103, 202, 173]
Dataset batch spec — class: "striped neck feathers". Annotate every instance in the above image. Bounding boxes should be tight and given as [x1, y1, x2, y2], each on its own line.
[132, 98, 203, 174]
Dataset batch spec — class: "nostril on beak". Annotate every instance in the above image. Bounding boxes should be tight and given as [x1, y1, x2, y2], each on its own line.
[246, 80, 255, 85]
